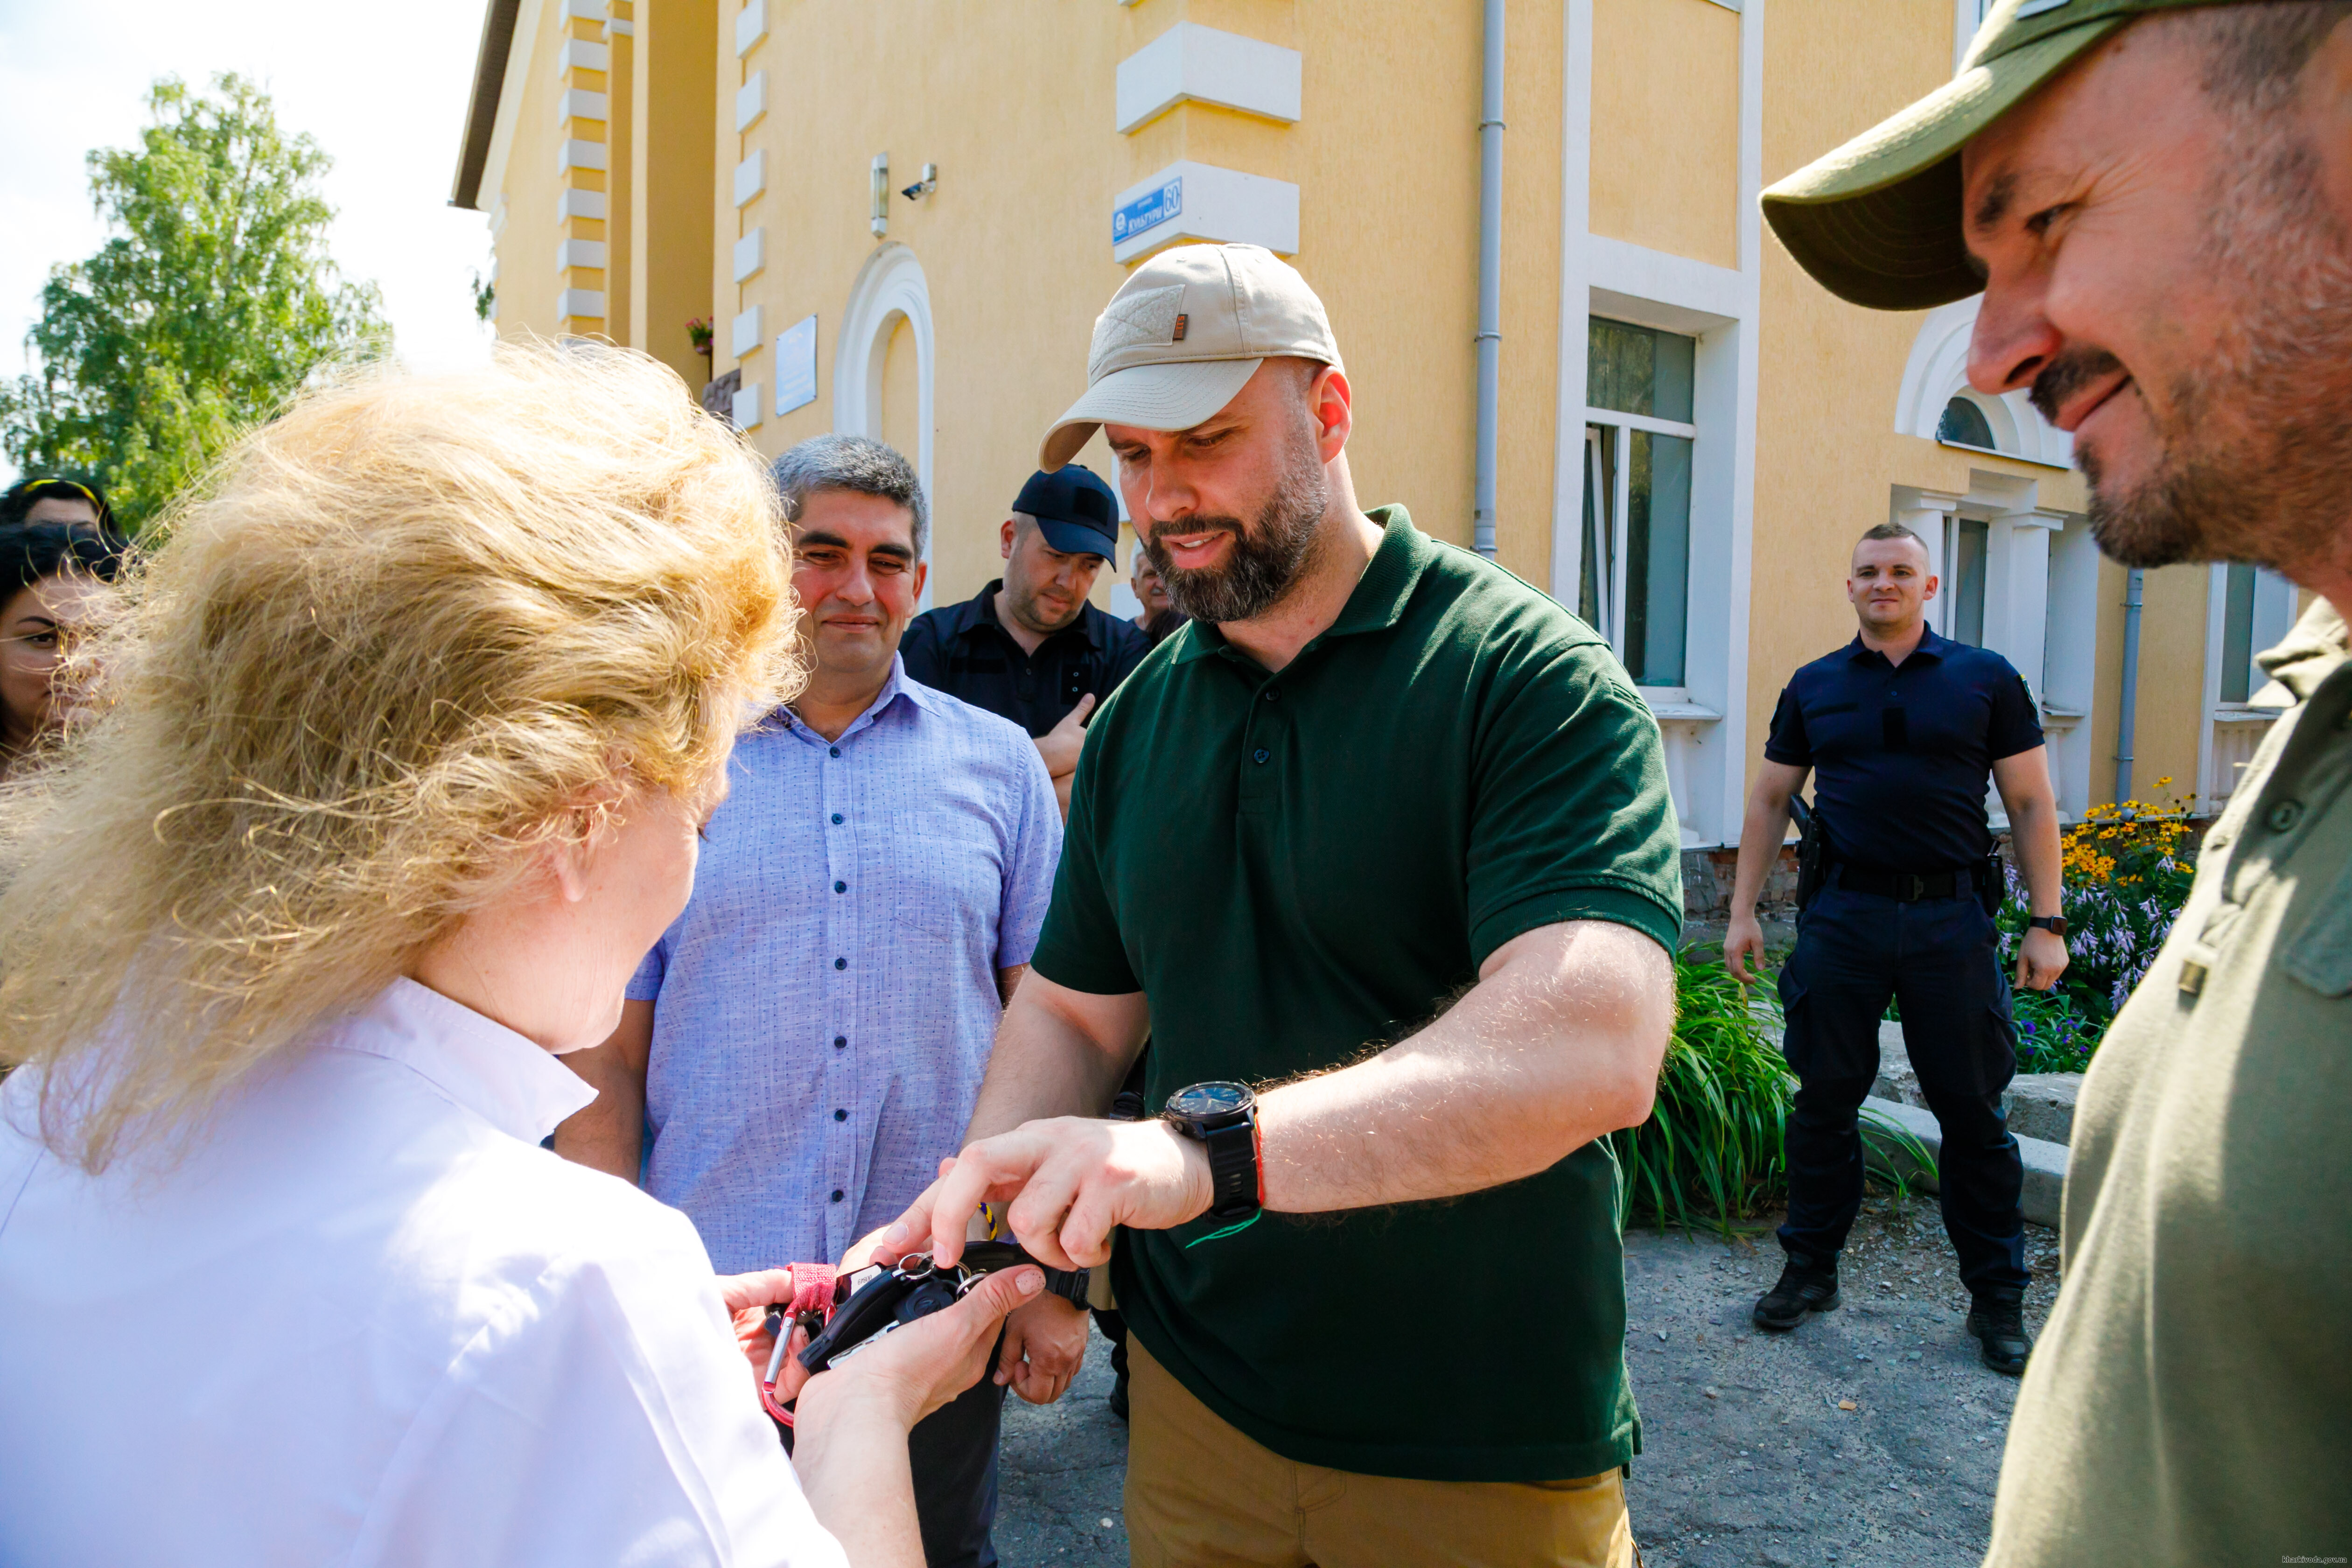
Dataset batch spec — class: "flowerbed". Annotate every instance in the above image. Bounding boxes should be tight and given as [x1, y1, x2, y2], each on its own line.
[1993, 786, 2198, 1072]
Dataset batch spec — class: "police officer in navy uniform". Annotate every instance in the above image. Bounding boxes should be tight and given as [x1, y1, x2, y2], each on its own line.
[901, 465, 1151, 817]
[1725, 521, 2071, 1374]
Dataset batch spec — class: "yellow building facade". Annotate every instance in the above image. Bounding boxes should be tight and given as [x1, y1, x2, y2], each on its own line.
[454, 0, 2291, 853]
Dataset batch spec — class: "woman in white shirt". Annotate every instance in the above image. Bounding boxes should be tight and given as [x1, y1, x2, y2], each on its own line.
[0, 346, 1039, 1568]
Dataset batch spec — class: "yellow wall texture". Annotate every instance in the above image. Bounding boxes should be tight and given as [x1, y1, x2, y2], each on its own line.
[627, 0, 716, 386]
[606, 29, 636, 346]
[1750, 0, 1953, 791]
[1589, 0, 1741, 269]
[488, 0, 574, 342]
[726, 0, 1553, 608]
[478, 0, 2233, 819]
[2086, 560, 2211, 808]
[879, 315, 920, 471]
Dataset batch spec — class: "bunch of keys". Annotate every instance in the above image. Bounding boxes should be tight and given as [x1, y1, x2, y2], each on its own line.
[758, 1239, 1078, 1426]
[794, 1251, 984, 1374]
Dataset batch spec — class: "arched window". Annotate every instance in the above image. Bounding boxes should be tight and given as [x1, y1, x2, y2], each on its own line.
[1895, 299, 2074, 468]
[833, 243, 936, 534]
[1936, 395, 1997, 452]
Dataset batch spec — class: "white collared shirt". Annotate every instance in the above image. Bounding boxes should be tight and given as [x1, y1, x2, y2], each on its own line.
[0, 979, 849, 1568]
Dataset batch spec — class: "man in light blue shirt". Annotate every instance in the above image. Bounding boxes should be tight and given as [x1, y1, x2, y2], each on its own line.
[555, 436, 1064, 1568]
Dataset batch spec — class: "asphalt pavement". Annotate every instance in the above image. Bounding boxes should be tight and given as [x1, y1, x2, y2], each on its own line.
[994, 1192, 2061, 1567]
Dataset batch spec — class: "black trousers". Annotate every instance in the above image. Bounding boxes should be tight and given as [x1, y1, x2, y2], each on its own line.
[906, 1349, 1007, 1568]
[1776, 877, 2030, 1297]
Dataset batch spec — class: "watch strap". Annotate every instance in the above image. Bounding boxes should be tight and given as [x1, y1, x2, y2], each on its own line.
[1200, 1120, 1260, 1221]
[1039, 1263, 1091, 1306]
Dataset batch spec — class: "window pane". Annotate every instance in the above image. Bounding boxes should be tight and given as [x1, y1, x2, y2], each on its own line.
[1587, 318, 1696, 422]
[1953, 517, 1989, 647]
[1937, 395, 1996, 449]
[1588, 319, 1654, 417]
[1580, 425, 1614, 631]
[1652, 331, 1694, 424]
[1625, 431, 1691, 686]
[2221, 562, 2256, 703]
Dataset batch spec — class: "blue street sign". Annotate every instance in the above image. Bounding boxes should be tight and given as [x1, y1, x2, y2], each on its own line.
[774, 314, 818, 417]
[1113, 177, 1183, 244]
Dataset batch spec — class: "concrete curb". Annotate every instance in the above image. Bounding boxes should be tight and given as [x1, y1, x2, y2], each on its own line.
[1861, 1094, 2069, 1228]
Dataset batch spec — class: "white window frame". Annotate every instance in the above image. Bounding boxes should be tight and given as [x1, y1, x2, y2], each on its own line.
[833, 243, 938, 608]
[1954, 0, 1996, 70]
[1556, 0, 1763, 851]
[1580, 404, 1699, 702]
[2196, 562, 2296, 810]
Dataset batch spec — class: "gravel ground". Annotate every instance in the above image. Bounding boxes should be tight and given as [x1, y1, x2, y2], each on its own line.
[994, 1191, 2062, 1568]
[994, 1321, 1130, 1565]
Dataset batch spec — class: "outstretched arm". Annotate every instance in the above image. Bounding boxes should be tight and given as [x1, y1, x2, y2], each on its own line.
[887, 919, 1673, 1271]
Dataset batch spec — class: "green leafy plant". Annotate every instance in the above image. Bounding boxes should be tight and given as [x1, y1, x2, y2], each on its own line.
[1612, 952, 1794, 1236]
[1991, 781, 2198, 1067]
[0, 75, 388, 534]
[1616, 951, 1945, 1235]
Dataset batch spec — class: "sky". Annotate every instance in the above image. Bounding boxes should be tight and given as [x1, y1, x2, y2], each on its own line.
[0, 0, 498, 483]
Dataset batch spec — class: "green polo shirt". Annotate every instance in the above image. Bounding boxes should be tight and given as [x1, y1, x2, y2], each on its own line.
[1030, 507, 1683, 1482]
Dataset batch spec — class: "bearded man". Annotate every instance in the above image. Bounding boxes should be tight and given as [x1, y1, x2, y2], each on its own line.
[1764, 2, 2352, 1562]
[859, 243, 1684, 1567]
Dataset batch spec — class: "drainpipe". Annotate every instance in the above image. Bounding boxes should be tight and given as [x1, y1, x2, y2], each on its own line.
[2114, 566, 2144, 804]
[1471, 0, 1505, 559]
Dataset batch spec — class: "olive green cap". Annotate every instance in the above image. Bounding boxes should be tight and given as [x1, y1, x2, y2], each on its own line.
[1760, 0, 2240, 310]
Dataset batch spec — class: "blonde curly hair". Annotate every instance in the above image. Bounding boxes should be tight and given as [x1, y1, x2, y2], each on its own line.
[0, 344, 804, 1171]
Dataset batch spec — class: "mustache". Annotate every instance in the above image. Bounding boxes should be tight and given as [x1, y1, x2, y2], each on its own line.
[1145, 516, 1245, 551]
[2028, 346, 2127, 426]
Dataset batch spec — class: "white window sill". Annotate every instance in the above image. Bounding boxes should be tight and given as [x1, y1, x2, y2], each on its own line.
[1639, 691, 1720, 723]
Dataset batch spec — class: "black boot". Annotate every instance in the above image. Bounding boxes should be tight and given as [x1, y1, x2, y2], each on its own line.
[1753, 1252, 1841, 1331]
[1967, 1292, 2032, 1375]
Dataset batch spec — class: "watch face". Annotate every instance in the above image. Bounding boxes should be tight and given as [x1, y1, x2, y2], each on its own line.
[1166, 1081, 1252, 1120]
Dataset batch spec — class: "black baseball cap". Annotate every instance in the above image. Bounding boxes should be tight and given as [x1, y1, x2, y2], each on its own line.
[1013, 464, 1121, 565]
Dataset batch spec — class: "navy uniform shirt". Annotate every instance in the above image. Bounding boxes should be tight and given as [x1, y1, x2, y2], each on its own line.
[1765, 626, 2044, 873]
[901, 581, 1152, 737]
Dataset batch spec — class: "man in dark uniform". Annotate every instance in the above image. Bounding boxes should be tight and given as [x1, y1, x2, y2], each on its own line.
[901, 465, 1153, 815]
[1725, 521, 2070, 1374]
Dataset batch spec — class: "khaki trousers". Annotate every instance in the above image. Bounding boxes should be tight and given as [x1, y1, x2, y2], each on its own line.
[1123, 1340, 1639, 1568]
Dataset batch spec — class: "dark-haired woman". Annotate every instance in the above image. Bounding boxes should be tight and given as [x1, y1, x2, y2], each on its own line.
[0, 523, 125, 778]
[0, 476, 114, 533]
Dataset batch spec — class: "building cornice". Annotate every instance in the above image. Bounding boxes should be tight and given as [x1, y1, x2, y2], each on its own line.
[451, 0, 524, 209]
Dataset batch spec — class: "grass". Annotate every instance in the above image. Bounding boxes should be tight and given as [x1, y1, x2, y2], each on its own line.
[1615, 950, 1942, 1237]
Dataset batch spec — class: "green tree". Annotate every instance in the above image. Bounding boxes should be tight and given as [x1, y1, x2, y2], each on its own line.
[1, 74, 389, 533]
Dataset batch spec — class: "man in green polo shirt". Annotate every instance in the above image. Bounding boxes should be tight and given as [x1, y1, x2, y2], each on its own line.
[1763, 2, 2352, 1563]
[875, 242, 1681, 1566]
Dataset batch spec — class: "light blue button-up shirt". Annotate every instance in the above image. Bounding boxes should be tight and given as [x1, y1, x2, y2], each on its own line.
[628, 657, 1060, 1273]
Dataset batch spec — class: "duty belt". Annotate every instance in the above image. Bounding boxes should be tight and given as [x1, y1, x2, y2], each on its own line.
[1834, 864, 1981, 902]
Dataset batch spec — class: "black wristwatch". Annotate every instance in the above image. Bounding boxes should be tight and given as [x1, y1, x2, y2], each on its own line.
[1162, 1081, 1261, 1224]
[2028, 915, 2069, 938]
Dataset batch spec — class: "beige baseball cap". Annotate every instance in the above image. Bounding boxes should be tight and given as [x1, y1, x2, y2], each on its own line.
[1039, 243, 1343, 471]
[1760, 0, 2247, 311]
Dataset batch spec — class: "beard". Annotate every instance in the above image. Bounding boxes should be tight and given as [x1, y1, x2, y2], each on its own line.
[1141, 422, 1330, 625]
[2054, 123, 2352, 574]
